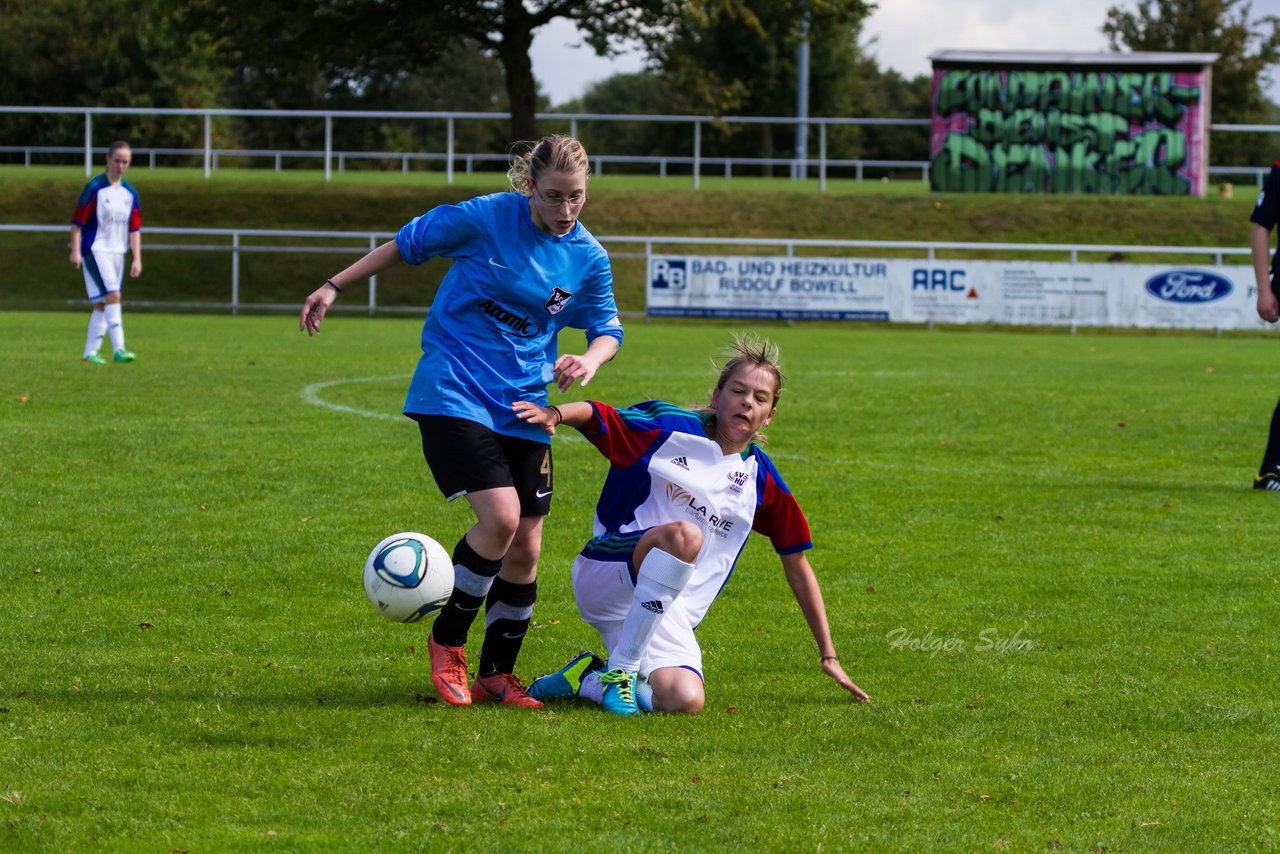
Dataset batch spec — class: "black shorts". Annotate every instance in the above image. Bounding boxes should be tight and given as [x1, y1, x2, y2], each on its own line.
[413, 414, 553, 517]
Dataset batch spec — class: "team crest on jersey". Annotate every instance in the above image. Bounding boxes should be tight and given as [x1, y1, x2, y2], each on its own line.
[726, 470, 749, 493]
[544, 287, 573, 315]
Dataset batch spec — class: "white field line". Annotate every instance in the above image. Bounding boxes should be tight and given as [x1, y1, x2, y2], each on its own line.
[299, 374, 587, 442]
[300, 375, 408, 422]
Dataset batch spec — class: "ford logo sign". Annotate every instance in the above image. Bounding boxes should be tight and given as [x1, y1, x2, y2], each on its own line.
[1144, 271, 1233, 304]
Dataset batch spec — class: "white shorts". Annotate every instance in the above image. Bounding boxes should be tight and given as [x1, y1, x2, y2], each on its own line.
[82, 250, 125, 301]
[572, 551, 704, 679]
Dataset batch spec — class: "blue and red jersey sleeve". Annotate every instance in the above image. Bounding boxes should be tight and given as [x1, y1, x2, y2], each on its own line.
[579, 400, 706, 467]
[751, 451, 813, 554]
[71, 177, 101, 228]
[124, 180, 141, 232]
[580, 401, 662, 467]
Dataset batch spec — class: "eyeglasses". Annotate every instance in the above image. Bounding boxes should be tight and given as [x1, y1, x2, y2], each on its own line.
[534, 185, 587, 209]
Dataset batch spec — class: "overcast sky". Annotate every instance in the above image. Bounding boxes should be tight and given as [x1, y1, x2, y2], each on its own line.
[530, 0, 1280, 106]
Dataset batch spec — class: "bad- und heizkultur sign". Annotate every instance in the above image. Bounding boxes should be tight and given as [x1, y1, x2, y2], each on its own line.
[646, 255, 1268, 330]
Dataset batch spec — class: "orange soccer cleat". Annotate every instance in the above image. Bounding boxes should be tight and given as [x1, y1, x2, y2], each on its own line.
[428, 635, 471, 706]
[470, 672, 544, 709]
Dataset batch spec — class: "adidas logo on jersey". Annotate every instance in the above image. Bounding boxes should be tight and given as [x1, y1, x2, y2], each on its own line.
[670, 456, 689, 470]
[640, 600, 664, 614]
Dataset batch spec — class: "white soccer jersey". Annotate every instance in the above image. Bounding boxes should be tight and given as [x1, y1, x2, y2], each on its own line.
[72, 175, 141, 255]
[576, 400, 812, 631]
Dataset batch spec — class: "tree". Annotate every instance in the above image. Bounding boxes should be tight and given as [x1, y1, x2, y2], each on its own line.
[0, 0, 229, 155]
[856, 66, 932, 168]
[203, 0, 682, 145]
[637, 0, 876, 173]
[1103, 0, 1280, 165]
[414, 0, 689, 143]
[563, 72, 694, 171]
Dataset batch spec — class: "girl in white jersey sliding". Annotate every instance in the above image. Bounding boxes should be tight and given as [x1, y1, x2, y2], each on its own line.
[514, 336, 870, 715]
[300, 135, 623, 709]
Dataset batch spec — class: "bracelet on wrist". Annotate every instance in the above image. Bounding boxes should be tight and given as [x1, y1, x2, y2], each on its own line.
[325, 278, 343, 293]
[549, 405, 564, 426]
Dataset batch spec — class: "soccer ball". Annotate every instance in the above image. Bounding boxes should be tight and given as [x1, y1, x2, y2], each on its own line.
[362, 532, 454, 623]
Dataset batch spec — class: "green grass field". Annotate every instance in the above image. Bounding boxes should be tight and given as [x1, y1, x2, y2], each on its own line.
[3, 311, 1278, 850]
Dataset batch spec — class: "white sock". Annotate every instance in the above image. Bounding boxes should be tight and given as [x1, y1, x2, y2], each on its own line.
[104, 303, 125, 352]
[606, 548, 695, 672]
[84, 310, 107, 357]
[580, 670, 603, 704]
[636, 675, 654, 713]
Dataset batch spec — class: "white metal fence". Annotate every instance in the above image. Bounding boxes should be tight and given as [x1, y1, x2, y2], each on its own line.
[3, 106, 1277, 188]
[2, 223, 1248, 317]
[0, 106, 932, 189]
[0, 144, 934, 184]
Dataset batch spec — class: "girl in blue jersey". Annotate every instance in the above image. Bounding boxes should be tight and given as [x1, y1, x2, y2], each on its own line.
[300, 135, 624, 708]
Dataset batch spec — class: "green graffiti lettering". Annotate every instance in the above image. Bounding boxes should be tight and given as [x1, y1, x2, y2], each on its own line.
[1078, 73, 1115, 114]
[1103, 137, 1137, 192]
[1143, 72, 1202, 126]
[1087, 112, 1128, 156]
[930, 133, 993, 192]
[1071, 143, 1102, 193]
[992, 144, 1054, 192]
[1037, 72, 1071, 112]
[973, 108, 1003, 145]
[978, 72, 1005, 112]
[1132, 128, 1190, 194]
[935, 70, 970, 115]
[1010, 108, 1044, 145]
[1005, 71, 1037, 110]
[1111, 73, 1145, 119]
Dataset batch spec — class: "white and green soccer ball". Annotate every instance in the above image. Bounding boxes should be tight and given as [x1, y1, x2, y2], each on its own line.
[362, 532, 454, 623]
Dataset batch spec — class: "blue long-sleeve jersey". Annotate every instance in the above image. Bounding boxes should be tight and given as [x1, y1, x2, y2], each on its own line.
[396, 192, 623, 442]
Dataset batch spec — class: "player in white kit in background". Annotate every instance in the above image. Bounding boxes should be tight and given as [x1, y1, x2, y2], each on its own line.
[515, 335, 870, 715]
[71, 140, 141, 365]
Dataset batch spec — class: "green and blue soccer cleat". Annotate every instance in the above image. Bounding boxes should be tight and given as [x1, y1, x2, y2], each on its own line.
[528, 651, 605, 702]
[81, 353, 107, 365]
[113, 349, 136, 363]
[598, 668, 641, 717]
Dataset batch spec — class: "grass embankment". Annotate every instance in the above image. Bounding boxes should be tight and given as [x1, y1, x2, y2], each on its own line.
[0, 165, 1258, 312]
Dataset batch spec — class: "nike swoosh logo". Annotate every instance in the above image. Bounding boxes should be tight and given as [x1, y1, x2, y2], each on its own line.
[488, 257, 512, 270]
[536, 489, 552, 498]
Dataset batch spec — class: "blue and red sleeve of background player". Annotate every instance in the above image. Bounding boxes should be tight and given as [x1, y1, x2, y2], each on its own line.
[71, 176, 141, 249]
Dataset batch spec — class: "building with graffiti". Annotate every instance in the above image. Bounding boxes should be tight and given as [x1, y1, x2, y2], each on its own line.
[929, 50, 1219, 196]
